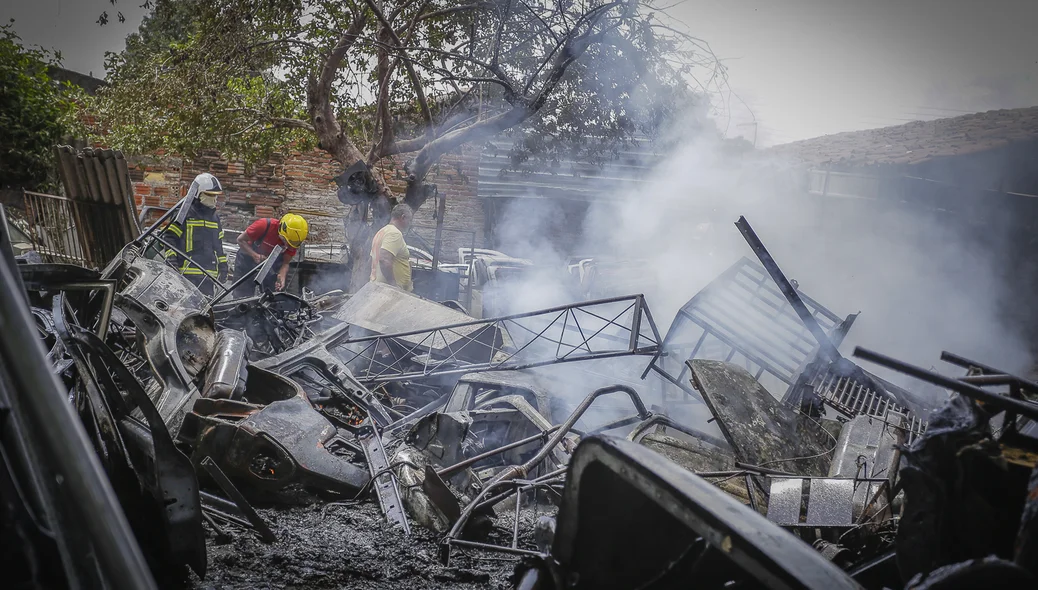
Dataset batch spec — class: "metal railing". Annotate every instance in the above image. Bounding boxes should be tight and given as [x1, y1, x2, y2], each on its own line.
[332, 294, 663, 385]
[23, 190, 129, 268]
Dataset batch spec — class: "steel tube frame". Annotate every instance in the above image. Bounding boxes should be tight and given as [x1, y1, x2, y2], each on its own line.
[445, 385, 650, 543]
[942, 350, 1038, 395]
[735, 216, 841, 362]
[337, 294, 661, 384]
[856, 347, 1038, 421]
[437, 425, 563, 479]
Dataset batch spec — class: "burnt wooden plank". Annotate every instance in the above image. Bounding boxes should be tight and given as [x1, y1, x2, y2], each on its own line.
[688, 359, 833, 476]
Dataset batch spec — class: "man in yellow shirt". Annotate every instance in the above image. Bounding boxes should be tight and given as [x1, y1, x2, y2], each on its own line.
[370, 203, 414, 291]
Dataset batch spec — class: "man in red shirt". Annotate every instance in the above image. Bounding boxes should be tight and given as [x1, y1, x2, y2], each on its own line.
[233, 213, 308, 298]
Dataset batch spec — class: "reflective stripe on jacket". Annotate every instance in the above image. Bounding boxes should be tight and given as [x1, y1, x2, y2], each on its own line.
[161, 203, 227, 278]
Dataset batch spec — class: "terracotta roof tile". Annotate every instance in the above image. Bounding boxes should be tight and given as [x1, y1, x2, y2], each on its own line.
[763, 106, 1038, 167]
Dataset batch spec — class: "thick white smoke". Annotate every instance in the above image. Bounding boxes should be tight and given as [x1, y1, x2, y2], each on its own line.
[487, 122, 1032, 420]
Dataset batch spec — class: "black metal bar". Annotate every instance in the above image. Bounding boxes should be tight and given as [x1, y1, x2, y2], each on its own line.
[206, 255, 266, 309]
[941, 351, 1038, 395]
[343, 294, 650, 344]
[447, 538, 541, 557]
[512, 487, 522, 549]
[855, 347, 1038, 421]
[361, 348, 659, 385]
[357, 424, 410, 535]
[473, 468, 568, 512]
[149, 233, 230, 295]
[734, 461, 797, 477]
[735, 216, 841, 362]
[960, 374, 1016, 386]
[200, 457, 276, 543]
[586, 414, 644, 436]
[447, 386, 649, 542]
[133, 196, 185, 246]
[745, 474, 758, 512]
[437, 425, 562, 479]
[0, 206, 158, 589]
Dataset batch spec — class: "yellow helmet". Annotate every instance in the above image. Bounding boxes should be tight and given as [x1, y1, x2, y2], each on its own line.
[278, 213, 309, 248]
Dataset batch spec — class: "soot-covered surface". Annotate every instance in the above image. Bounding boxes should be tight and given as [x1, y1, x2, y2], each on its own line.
[193, 498, 535, 589]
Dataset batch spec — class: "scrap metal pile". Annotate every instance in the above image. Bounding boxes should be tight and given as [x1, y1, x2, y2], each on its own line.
[3, 203, 1037, 590]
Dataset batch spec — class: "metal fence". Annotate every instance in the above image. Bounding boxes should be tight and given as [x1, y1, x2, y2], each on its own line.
[22, 191, 128, 268]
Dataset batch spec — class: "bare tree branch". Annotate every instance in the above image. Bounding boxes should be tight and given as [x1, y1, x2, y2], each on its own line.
[415, 2, 489, 23]
[362, 0, 434, 127]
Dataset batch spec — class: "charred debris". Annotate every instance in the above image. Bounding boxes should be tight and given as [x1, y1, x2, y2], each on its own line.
[2, 201, 1037, 590]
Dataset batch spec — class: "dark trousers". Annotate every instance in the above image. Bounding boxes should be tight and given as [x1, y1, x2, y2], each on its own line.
[233, 252, 281, 298]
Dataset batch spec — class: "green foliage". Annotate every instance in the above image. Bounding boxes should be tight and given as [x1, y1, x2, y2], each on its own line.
[92, 1, 315, 166]
[0, 21, 83, 190]
[93, 1, 722, 186]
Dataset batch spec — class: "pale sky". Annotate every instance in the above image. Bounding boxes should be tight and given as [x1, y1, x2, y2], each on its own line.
[3, 0, 1037, 147]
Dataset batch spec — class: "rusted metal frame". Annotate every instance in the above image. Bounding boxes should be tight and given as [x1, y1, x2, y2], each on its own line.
[567, 305, 595, 355]
[497, 311, 571, 362]
[502, 307, 606, 361]
[66, 196, 94, 266]
[569, 298, 654, 346]
[855, 347, 1038, 421]
[568, 299, 647, 351]
[200, 456, 276, 543]
[735, 217, 842, 362]
[368, 329, 447, 379]
[733, 273, 826, 348]
[444, 386, 651, 546]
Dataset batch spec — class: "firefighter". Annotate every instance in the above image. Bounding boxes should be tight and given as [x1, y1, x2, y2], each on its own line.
[161, 173, 228, 296]
[233, 212, 309, 298]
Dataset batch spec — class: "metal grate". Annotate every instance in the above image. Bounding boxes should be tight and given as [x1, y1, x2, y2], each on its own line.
[648, 257, 853, 400]
[811, 368, 928, 443]
[22, 191, 129, 268]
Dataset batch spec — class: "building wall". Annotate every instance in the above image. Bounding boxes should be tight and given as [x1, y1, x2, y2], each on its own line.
[127, 147, 484, 264]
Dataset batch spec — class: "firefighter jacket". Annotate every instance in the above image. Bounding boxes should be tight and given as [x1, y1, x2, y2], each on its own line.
[161, 202, 228, 280]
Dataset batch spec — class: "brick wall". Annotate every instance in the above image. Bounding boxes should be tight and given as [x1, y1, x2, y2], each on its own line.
[126, 146, 485, 264]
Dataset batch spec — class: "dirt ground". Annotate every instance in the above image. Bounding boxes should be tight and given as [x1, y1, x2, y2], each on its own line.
[191, 498, 533, 590]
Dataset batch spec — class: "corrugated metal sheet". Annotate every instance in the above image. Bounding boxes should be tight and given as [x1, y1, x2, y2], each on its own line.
[477, 138, 658, 201]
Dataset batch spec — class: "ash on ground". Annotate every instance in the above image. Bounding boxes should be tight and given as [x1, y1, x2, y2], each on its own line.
[195, 497, 553, 590]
